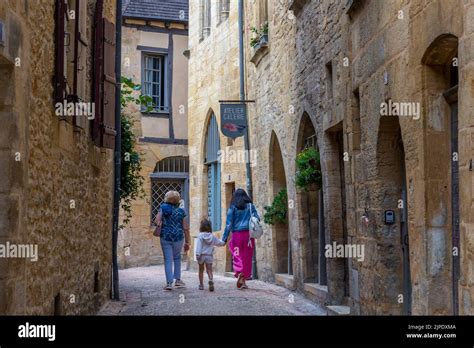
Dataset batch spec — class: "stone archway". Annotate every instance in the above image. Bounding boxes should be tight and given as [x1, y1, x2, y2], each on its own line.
[269, 131, 291, 275]
[296, 113, 327, 287]
[421, 33, 459, 315]
[375, 116, 409, 315]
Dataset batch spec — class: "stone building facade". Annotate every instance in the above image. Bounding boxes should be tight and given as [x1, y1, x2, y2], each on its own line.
[187, 0, 246, 273]
[189, 0, 474, 315]
[118, 0, 189, 269]
[0, 0, 118, 314]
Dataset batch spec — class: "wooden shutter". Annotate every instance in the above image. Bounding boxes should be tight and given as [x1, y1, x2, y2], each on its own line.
[101, 18, 117, 149]
[54, 0, 67, 103]
[92, 0, 103, 144]
[74, 0, 89, 129]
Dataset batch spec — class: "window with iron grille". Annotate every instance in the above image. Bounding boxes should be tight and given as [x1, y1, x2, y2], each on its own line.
[142, 54, 168, 113]
[154, 156, 189, 173]
[151, 181, 183, 225]
[150, 157, 189, 225]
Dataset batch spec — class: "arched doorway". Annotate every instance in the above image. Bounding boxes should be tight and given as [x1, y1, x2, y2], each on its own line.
[376, 116, 410, 314]
[422, 34, 459, 315]
[204, 113, 221, 231]
[296, 113, 327, 286]
[269, 132, 291, 275]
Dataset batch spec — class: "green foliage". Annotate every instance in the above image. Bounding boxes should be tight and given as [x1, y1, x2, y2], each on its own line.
[250, 36, 260, 48]
[263, 188, 288, 225]
[250, 22, 268, 47]
[120, 77, 153, 226]
[295, 147, 322, 191]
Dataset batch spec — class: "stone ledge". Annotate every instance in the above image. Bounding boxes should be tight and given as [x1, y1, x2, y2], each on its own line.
[274, 273, 296, 290]
[250, 43, 269, 67]
[303, 282, 328, 303]
[327, 305, 351, 316]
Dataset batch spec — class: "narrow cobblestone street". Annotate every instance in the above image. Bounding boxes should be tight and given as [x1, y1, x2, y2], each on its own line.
[99, 266, 327, 316]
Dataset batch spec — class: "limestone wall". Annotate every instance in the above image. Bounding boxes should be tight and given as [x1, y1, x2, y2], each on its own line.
[188, 0, 246, 274]
[0, 0, 116, 315]
[118, 21, 188, 269]
[243, 0, 474, 315]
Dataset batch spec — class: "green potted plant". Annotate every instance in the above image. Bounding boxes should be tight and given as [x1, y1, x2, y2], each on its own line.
[295, 147, 322, 191]
[263, 188, 288, 225]
[250, 26, 261, 48]
[260, 22, 269, 46]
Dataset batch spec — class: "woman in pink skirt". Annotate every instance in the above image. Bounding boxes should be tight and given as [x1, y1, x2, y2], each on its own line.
[222, 189, 260, 289]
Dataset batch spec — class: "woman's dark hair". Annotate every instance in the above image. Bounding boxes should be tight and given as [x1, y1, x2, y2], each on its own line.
[200, 218, 212, 232]
[230, 188, 252, 210]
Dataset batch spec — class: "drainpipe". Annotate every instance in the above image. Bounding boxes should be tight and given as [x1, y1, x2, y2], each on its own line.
[111, 0, 122, 301]
[238, 0, 257, 279]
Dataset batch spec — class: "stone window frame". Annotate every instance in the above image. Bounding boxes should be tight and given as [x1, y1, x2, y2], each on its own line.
[217, 0, 230, 25]
[54, 0, 92, 131]
[249, 0, 270, 66]
[140, 49, 170, 115]
[199, 0, 212, 42]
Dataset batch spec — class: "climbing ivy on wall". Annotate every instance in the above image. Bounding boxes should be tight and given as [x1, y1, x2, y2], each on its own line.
[120, 77, 153, 226]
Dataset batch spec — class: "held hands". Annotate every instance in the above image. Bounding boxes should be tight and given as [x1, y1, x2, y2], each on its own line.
[184, 242, 190, 252]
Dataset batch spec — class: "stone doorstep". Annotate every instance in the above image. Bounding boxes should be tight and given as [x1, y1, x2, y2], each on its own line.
[303, 282, 328, 303]
[274, 273, 296, 290]
[327, 305, 351, 316]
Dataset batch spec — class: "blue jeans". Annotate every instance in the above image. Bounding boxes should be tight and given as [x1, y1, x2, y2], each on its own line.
[160, 239, 184, 284]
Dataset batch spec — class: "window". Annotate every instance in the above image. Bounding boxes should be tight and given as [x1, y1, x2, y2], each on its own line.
[151, 157, 189, 225]
[54, 0, 117, 146]
[218, 0, 230, 24]
[258, 0, 268, 27]
[351, 89, 361, 152]
[151, 181, 184, 225]
[199, 0, 211, 40]
[142, 54, 168, 113]
[325, 61, 334, 101]
[54, 0, 88, 128]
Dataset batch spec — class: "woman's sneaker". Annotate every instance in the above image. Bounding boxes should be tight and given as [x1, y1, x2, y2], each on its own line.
[174, 279, 186, 288]
[208, 280, 214, 292]
[163, 283, 173, 291]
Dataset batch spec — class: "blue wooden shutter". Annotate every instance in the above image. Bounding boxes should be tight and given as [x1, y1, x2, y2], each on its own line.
[205, 114, 221, 231]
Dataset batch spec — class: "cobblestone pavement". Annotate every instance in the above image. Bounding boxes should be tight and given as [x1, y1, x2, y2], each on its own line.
[99, 265, 327, 316]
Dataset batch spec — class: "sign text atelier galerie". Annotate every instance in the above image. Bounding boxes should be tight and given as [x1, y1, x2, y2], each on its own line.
[220, 103, 247, 139]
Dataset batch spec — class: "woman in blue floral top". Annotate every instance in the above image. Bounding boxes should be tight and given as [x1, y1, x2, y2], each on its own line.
[155, 191, 190, 291]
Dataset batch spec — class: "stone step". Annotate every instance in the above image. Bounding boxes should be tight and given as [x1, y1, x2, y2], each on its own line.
[303, 282, 328, 303]
[327, 305, 351, 316]
[274, 273, 296, 290]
